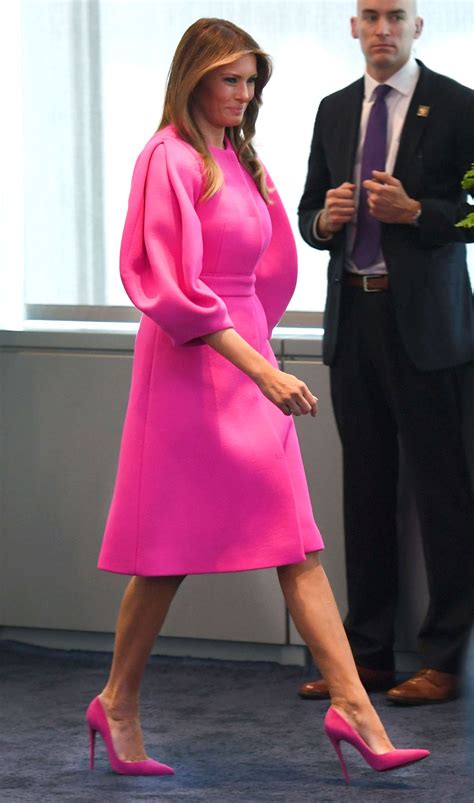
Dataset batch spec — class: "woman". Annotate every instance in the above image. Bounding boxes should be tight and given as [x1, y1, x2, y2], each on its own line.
[86, 18, 429, 784]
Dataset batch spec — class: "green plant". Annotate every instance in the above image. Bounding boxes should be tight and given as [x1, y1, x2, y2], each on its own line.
[455, 163, 474, 228]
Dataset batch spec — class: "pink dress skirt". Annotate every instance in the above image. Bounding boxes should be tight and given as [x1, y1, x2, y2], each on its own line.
[98, 126, 324, 576]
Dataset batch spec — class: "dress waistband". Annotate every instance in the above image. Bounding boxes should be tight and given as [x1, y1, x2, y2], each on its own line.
[201, 274, 256, 296]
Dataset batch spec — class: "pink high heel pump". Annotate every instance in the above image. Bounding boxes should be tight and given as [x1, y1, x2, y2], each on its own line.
[86, 696, 174, 776]
[324, 706, 430, 785]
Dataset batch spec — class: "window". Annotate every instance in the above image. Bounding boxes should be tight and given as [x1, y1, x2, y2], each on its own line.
[1, 0, 473, 327]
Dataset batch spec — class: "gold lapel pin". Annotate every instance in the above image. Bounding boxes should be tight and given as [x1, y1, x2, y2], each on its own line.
[417, 105, 430, 117]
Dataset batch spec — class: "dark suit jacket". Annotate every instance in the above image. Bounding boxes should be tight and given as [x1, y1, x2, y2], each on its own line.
[298, 61, 474, 370]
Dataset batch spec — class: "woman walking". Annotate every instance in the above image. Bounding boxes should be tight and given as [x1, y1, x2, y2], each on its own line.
[87, 18, 429, 784]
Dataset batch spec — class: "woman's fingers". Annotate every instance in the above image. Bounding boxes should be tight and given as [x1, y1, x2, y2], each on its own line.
[303, 386, 319, 417]
[280, 382, 319, 417]
[258, 369, 318, 418]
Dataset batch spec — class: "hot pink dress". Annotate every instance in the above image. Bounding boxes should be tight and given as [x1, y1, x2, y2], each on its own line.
[98, 125, 323, 576]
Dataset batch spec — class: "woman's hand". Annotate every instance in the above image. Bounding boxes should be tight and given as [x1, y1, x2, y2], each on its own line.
[255, 366, 318, 417]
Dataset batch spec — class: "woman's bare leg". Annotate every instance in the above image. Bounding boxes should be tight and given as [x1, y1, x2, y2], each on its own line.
[277, 553, 394, 753]
[98, 574, 185, 761]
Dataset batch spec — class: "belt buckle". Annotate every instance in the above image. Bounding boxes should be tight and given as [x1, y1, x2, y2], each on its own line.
[362, 275, 382, 293]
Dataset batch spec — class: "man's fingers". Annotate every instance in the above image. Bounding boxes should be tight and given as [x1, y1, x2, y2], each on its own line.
[328, 209, 356, 218]
[328, 190, 355, 201]
[323, 183, 356, 231]
[371, 170, 400, 185]
[363, 179, 384, 193]
[328, 198, 356, 211]
[328, 182, 356, 198]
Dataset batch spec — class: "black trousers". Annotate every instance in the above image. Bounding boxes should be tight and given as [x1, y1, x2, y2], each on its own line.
[330, 285, 474, 673]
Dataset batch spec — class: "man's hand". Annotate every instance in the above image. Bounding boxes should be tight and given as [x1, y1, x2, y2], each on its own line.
[363, 171, 420, 224]
[317, 182, 356, 236]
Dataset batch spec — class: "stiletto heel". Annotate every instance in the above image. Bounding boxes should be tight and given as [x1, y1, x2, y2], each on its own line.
[324, 706, 430, 785]
[89, 725, 96, 769]
[85, 696, 175, 776]
[327, 732, 351, 784]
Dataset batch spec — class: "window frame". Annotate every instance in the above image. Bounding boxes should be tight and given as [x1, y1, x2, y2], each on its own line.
[25, 304, 323, 329]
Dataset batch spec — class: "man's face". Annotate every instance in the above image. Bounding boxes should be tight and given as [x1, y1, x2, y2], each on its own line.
[351, 0, 423, 79]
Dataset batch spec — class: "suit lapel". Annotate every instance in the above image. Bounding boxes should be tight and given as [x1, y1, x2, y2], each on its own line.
[343, 79, 364, 181]
[394, 62, 435, 180]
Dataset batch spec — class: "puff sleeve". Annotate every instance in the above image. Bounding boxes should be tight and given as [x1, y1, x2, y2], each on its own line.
[120, 135, 234, 346]
[255, 174, 298, 336]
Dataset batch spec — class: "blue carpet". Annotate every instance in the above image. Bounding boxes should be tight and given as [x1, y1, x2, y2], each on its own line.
[0, 641, 472, 802]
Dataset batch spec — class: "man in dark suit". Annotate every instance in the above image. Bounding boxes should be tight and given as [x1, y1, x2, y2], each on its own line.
[298, 0, 474, 704]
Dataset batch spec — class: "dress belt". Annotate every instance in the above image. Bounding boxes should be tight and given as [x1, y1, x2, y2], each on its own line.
[201, 273, 256, 296]
[343, 273, 389, 292]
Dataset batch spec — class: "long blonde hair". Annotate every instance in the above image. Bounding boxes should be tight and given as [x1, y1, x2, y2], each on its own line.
[158, 18, 273, 202]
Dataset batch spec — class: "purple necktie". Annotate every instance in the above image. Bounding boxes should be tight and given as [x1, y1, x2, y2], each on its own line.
[351, 84, 392, 269]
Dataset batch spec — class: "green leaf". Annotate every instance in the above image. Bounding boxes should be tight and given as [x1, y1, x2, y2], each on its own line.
[455, 213, 474, 229]
[461, 164, 474, 191]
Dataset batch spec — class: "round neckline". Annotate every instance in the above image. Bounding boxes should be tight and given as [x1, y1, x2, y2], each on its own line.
[208, 135, 234, 156]
[209, 141, 226, 152]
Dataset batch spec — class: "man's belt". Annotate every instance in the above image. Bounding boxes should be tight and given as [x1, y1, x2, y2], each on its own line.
[343, 273, 389, 292]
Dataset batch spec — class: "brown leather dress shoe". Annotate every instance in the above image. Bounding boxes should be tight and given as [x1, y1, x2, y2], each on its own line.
[386, 668, 459, 705]
[298, 665, 395, 699]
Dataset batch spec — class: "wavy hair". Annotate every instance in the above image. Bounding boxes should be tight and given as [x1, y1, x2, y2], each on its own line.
[158, 18, 273, 202]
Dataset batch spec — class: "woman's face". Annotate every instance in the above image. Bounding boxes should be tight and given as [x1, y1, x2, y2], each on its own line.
[192, 53, 257, 135]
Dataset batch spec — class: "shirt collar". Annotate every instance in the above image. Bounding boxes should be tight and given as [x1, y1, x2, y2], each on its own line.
[364, 56, 420, 101]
